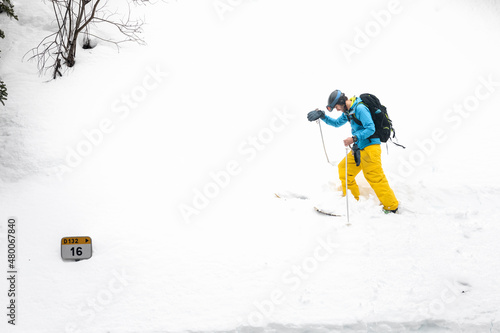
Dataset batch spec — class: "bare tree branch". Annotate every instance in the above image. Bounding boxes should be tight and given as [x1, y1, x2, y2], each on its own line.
[27, 0, 147, 79]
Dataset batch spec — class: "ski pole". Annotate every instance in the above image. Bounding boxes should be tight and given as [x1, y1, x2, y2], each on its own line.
[316, 117, 330, 164]
[345, 147, 351, 225]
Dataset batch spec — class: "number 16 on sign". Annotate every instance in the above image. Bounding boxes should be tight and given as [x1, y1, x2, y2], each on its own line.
[61, 237, 92, 261]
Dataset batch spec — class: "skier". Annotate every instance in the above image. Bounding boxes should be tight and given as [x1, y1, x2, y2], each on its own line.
[307, 90, 399, 213]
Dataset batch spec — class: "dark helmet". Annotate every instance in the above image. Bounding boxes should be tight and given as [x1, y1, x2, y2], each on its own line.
[327, 90, 342, 111]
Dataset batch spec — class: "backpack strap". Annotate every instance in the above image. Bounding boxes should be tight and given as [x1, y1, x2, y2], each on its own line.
[348, 107, 374, 142]
[350, 114, 362, 126]
[391, 140, 406, 149]
[350, 101, 368, 127]
[351, 101, 374, 142]
[389, 128, 406, 148]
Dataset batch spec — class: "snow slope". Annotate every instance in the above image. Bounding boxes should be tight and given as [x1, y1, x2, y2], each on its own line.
[1, 0, 500, 332]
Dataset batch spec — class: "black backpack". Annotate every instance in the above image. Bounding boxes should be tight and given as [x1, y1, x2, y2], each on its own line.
[351, 93, 405, 148]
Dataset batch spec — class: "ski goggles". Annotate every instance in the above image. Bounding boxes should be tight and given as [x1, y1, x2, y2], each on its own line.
[326, 103, 339, 111]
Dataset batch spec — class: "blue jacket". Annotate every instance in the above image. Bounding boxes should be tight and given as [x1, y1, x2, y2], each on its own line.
[321, 97, 380, 149]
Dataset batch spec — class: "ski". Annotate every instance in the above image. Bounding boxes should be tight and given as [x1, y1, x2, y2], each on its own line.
[314, 206, 343, 217]
[275, 193, 343, 217]
[274, 192, 309, 200]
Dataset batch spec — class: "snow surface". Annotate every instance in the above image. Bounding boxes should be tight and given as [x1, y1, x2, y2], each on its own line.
[1, 0, 500, 332]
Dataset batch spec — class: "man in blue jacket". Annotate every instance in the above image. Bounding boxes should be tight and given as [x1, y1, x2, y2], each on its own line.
[307, 90, 398, 213]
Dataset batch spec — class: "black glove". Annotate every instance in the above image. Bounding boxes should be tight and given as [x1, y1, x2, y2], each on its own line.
[307, 110, 325, 122]
[352, 144, 361, 166]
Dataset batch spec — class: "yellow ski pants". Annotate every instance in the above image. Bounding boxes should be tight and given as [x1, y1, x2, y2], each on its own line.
[338, 144, 398, 211]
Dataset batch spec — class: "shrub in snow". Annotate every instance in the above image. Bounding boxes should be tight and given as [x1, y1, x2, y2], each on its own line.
[0, 0, 18, 106]
[0, 0, 17, 20]
[27, 0, 148, 79]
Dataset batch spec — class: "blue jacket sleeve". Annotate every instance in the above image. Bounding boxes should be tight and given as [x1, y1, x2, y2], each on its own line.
[322, 113, 348, 127]
[353, 104, 375, 140]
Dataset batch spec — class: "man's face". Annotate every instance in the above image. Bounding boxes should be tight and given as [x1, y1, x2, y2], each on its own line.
[334, 104, 345, 112]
